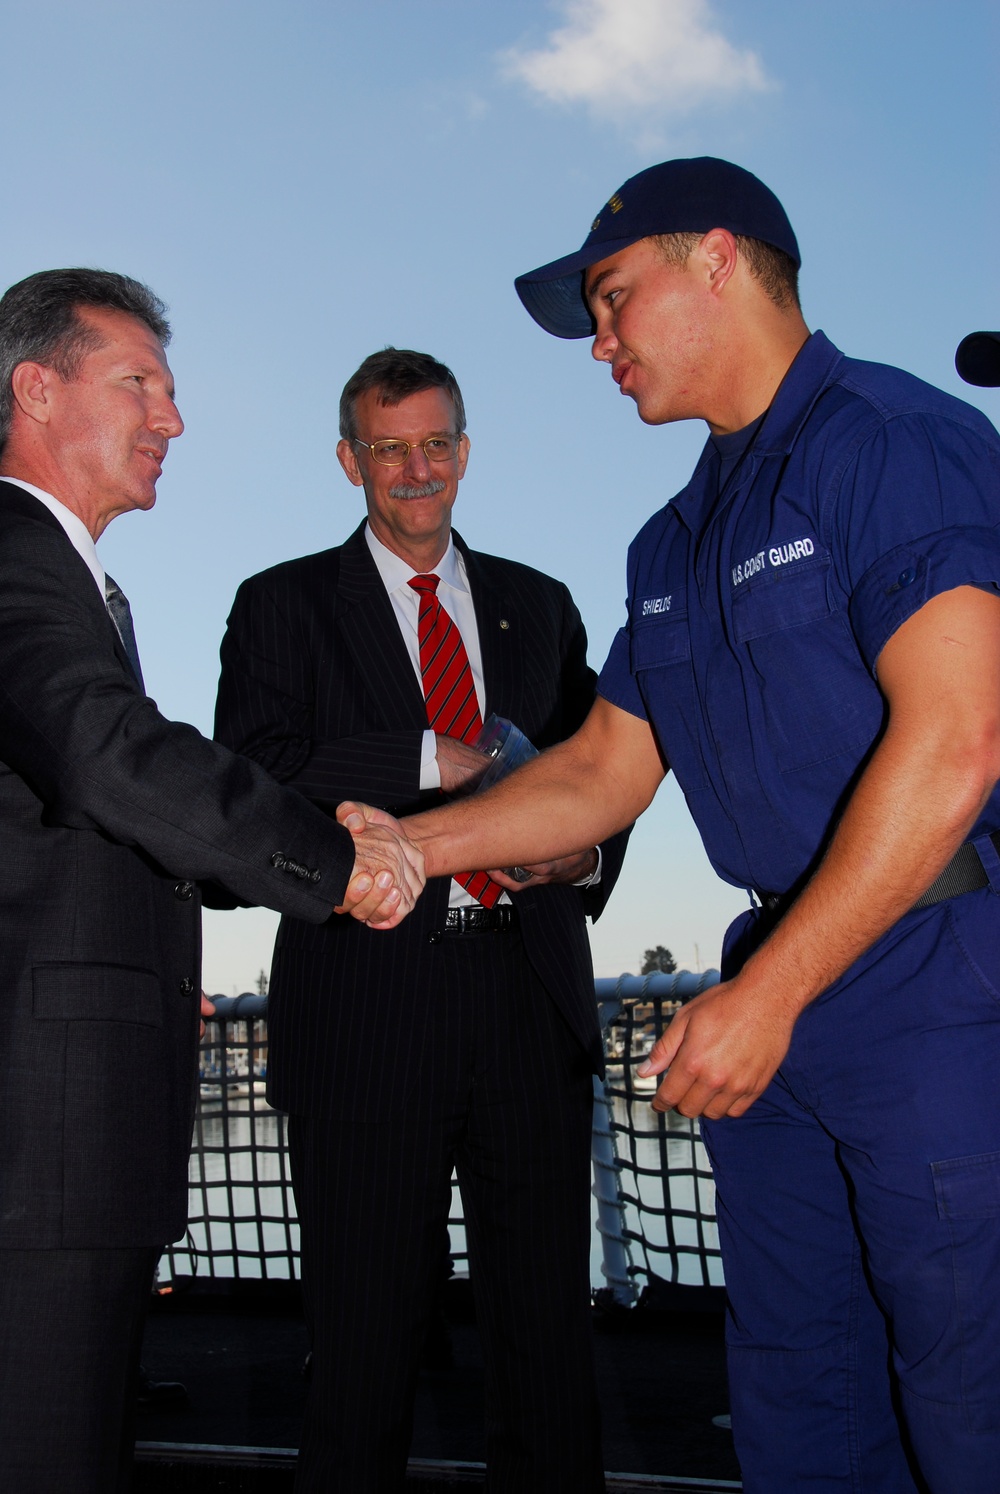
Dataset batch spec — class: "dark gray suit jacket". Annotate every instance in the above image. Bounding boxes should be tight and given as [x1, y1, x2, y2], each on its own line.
[0, 481, 357, 1249]
[214, 523, 627, 1119]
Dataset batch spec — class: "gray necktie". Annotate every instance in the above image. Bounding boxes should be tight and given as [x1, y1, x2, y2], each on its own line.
[105, 576, 145, 692]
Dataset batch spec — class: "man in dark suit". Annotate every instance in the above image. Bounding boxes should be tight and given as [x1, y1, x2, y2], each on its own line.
[0, 271, 421, 1494]
[214, 348, 626, 1492]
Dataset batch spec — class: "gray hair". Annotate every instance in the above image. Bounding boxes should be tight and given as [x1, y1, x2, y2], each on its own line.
[0, 268, 171, 449]
[339, 347, 466, 443]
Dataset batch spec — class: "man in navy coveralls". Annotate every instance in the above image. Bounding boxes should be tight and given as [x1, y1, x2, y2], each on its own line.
[353, 160, 1000, 1492]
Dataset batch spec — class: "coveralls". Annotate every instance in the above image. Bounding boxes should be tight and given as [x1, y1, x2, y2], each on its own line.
[598, 331, 1000, 1493]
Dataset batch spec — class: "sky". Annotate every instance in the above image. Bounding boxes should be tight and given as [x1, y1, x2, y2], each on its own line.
[3, 0, 997, 993]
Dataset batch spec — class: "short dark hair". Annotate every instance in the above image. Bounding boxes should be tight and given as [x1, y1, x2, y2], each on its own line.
[0, 268, 171, 449]
[339, 348, 466, 443]
[653, 231, 801, 310]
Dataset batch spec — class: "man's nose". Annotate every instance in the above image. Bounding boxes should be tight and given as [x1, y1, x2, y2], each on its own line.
[403, 443, 432, 478]
[154, 397, 184, 439]
[591, 326, 616, 364]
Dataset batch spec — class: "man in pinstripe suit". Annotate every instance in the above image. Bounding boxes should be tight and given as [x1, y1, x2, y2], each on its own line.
[214, 349, 626, 1492]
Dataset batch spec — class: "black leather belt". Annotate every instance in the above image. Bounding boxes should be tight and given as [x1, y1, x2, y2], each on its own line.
[443, 905, 515, 936]
[757, 830, 1000, 919]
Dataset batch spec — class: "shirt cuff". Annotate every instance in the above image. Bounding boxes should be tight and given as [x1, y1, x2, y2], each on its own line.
[419, 729, 440, 792]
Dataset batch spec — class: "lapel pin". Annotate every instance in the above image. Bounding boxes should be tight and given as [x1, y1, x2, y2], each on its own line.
[500, 618, 510, 630]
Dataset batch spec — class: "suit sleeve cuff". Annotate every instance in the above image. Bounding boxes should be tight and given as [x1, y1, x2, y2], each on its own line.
[573, 845, 602, 887]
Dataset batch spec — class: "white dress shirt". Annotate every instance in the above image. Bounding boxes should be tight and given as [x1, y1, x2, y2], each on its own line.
[364, 523, 600, 901]
[365, 523, 483, 794]
[365, 523, 490, 908]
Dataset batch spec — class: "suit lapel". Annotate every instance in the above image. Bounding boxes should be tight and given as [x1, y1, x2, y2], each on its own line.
[335, 523, 429, 729]
[459, 535, 524, 724]
[0, 480, 139, 688]
[332, 524, 530, 732]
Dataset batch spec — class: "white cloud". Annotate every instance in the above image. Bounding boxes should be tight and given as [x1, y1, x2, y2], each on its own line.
[500, 0, 770, 119]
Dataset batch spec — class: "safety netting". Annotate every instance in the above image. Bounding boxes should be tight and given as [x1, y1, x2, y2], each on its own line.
[163, 973, 724, 1299]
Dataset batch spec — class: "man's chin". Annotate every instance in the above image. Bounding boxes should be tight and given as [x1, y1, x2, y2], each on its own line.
[621, 383, 656, 423]
[124, 488, 158, 515]
[634, 394, 685, 428]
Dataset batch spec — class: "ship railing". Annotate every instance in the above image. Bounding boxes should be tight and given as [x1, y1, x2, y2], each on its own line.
[164, 971, 724, 1303]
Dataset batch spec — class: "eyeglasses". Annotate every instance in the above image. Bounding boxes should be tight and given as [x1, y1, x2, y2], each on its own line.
[352, 435, 461, 466]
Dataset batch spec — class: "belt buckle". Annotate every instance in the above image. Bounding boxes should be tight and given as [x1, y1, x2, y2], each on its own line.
[444, 905, 511, 936]
[445, 906, 487, 935]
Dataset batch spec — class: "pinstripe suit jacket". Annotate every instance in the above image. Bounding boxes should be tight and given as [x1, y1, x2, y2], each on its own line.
[215, 522, 626, 1118]
[0, 480, 356, 1248]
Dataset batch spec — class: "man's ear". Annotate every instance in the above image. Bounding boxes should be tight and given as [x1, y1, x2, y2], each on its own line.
[456, 432, 470, 481]
[9, 361, 57, 427]
[697, 228, 740, 297]
[336, 437, 365, 487]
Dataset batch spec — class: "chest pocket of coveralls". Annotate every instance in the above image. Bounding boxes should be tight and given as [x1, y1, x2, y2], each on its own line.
[630, 599, 709, 791]
[730, 556, 880, 772]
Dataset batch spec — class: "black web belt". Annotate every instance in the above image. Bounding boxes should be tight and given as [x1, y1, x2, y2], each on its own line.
[911, 830, 1000, 910]
[758, 830, 1000, 919]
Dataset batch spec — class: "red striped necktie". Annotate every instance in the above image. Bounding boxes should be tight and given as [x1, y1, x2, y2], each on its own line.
[408, 573, 502, 908]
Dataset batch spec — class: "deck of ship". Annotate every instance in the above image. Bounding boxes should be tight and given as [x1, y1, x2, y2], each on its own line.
[132, 1278, 740, 1491]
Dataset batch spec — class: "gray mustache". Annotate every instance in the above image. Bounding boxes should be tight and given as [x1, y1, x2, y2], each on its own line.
[388, 479, 446, 500]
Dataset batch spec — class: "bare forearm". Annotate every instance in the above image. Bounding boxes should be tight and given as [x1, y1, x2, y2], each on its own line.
[735, 705, 999, 1018]
[645, 718, 1000, 1118]
[407, 743, 622, 876]
[737, 588, 1000, 1013]
[644, 586, 1000, 1120]
[406, 698, 664, 878]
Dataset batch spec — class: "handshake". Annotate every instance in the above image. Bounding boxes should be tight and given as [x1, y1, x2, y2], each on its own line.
[332, 718, 597, 926]
[332, 797, 600, 927]
[334, 802, 425, 928]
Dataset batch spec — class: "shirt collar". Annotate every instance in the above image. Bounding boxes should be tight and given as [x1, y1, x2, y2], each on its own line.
[668, 330, 846, 534]
[1, 477, 107, 598]
[364, 522, 468, 594]
[753, 329, 845, 456]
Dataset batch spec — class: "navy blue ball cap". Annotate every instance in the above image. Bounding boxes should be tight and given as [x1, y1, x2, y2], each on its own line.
[955, 331, 1000, 387]
[514, 156, 800, 340]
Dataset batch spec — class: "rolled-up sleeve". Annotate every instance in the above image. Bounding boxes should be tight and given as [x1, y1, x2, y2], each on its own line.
[597, 625, 649, 720]
[838, 412, 1000, 672]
